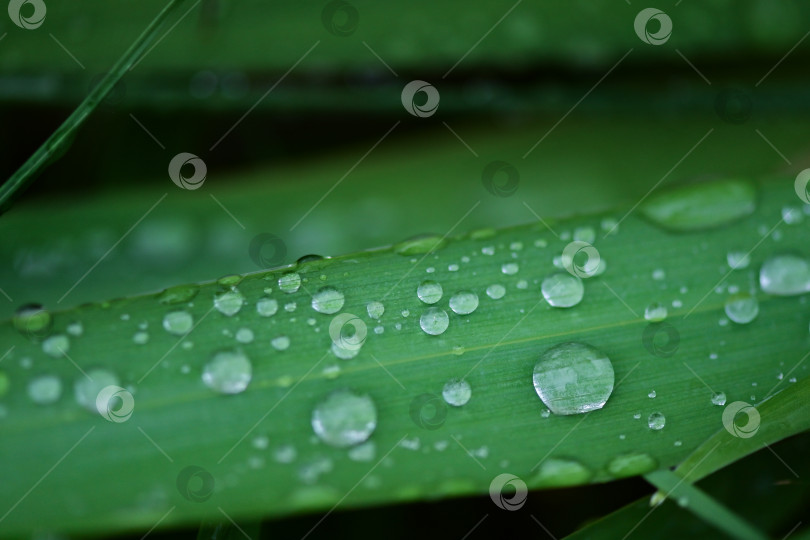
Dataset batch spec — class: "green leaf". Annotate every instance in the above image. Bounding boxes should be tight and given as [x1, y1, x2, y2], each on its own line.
[0, 176, 808, 537]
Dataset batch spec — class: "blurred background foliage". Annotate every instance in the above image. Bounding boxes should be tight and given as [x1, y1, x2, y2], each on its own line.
[0, 1, 809, 537]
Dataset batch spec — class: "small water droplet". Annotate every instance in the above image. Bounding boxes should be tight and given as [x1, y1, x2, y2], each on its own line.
[501, 262, 519, 275]
[724, 294, 759, 324]
[711, 392, 726, 406]
[271, 336, 290, 351]
[647, 412, 666, 430]
[348, 441, 376, 462]
[401, 309, 410, 318]
[644, 302, 668, 322]
[727, 251, 751, 270]
[448, 263, 459, 272]
[449, 291, 479, 315]
[759, 254, 810, 296]
[442, 379, 471, 406]
[541, 273, 584, 308]
[312, 287, 345, 314]
[256, 297, 279, 317]
[486, 284, 506, 300]
[531, 458, 592, 487]
[573, 226, 595, 243]
[311, 389, 377, 448]
[42, 334, 70, 358]
[394, 234, 447, 255]
[13, 304, 52, 340]
[648, 390, 657, 398]
[279, 272, 302, 293]
[66, 321, 84, 337]
[419, 307, 449, 336]
[533, 342, 614, 415]
[28, 374, 62, 404]
[74, 369, 119, 412]
[252, 435, 269, 449]
[481, 246, 495, 256]
[652, 269, 666, 281]
[607, 453, 658, 478]
[236, 328, 254, 343]
[601, 217, 619, 235]
[214, 289, 245, 316]
[274, 444, 297, 463]
[217, 274, 243, 287]
[158, 284, 199, 305]
[202, 350, 252, 394]
[417, 281, 443, 304]
[366, 301, 385, 320]
[285, 302, 296, 312]
[133, 331, 149, 345]
[162, 311, 193, 336]
[782, 206, 803, 224]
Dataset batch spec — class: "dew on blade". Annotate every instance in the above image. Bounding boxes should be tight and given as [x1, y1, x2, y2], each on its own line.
[532, 342, 614, 415]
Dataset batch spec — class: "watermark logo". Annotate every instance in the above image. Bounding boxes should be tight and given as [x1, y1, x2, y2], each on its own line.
[95, 385, 134, 423]
[8, 0, 46, 29]
[794, 169, 810, 205]
[401, 80, 440, 118]
[176, 465, 215, 502]
[634, 8, 672, 45]
[329, 313, 367, 352]
[722, 401, 760, 438]
[481, 160, 519, 197]
[715, 88, 752, 124]
[168, 152, 207, 190]
[562, 241, 601, 278]
[642, 322, 680, 358]
[321, 0, 359, 37]
[249, 233, 287, 268]
[489, 473, 528, 511]
[409, 393, 447, 430]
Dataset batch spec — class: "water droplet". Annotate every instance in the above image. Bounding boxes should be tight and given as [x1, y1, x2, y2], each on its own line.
[66, 321, 84, 337]
[331, 340, 359, 359]
[573, 226, 595, 243]
[312, 287, 345, 314]
[274, 444, 297, 463]
[481, 246, 495, 256]
[647, 412, 666, 430]
[202, 350, 252, 394]
[648, 390, 657, 399]
[724, 294, 759, 324]
[236, 328, 254, 343]
[311, 389, 377, 448]
[75, 369, 119, 412]
[394, 234, 447, 255]
[449, 291, 479, 315]
[279, 272, 302, 293]
[726, 251, 750, 270]
[532, 342, 614, 415]
[782, 206, 803, 224]
[284, 302, 296, 312]
[531, 458, 592, 487]
[42, 334, 70, 358]
[162, 311, 193, 336]
[759, 254, 810, 296]
[214, 289, 245, 316]
[217, 274, 243, 287]
[517, 279, 529, 289]
[486, 284, 506, 300]
[652, 269, 666, 281]
[252, 435, 269, 449]
[271, 336, 290, 351]
[448, 263, 459, 272]
[401, 309, 410, 318]
[133, 331, 149, 345]
[501, 262, 519, 275]
[644, 302, 668, 322]
[640, 179, 756, 231]
[442, 379, 471, 407]
[158, 284, 199, 305]
[420, 307, 449, 335]
[534, 238, 548, 248]
[348, 441, 376, 462]
[417, 281, 443, 304]
[13, 304, 52, 340]
[607, 453, 658, 478]
[541, 273, 584, 308]
[601, 217, 619, 235]
[28, 374, 62, 404]
[711, 392, 726, 406]
[256, 297, 279, 317]
[298, 457, 334, 484]
[366, 301, 385, 320]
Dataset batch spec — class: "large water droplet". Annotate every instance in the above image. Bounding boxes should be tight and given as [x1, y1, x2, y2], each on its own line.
[647, 412, 666, 430]
[366, 301, 385, 320]
[449, 291, 479, 315]
[640, 179, 756, 231]
[74, 369, 119, 412]
[417, 281, 443, 304]
[394, 234, 446, 255]
[533, 342, 614, 415]
[163, 310, 193, 336]
[607, 453, 658, 478]
[442, 379, 471, 406]
[214, 289, 245, 316]
[28, 374, 62, 404]
[644, 302, 668, 322]
[278, 272, 302, 293]
[486, 284, 506, 300]
[759, 254, 810, 296]
[312, 287, 344, 314]
[724, 294, 759, 324]
[311, 389, 377, 448]
[420, 307, 449, 335]
[42, 334, 70, 358]
[541, 273, 584, 308]
[202, 350, 252, 394]
[256, 297, 279, 317]
[531, 458, 592, 488]
[13, 304, 52, 340]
